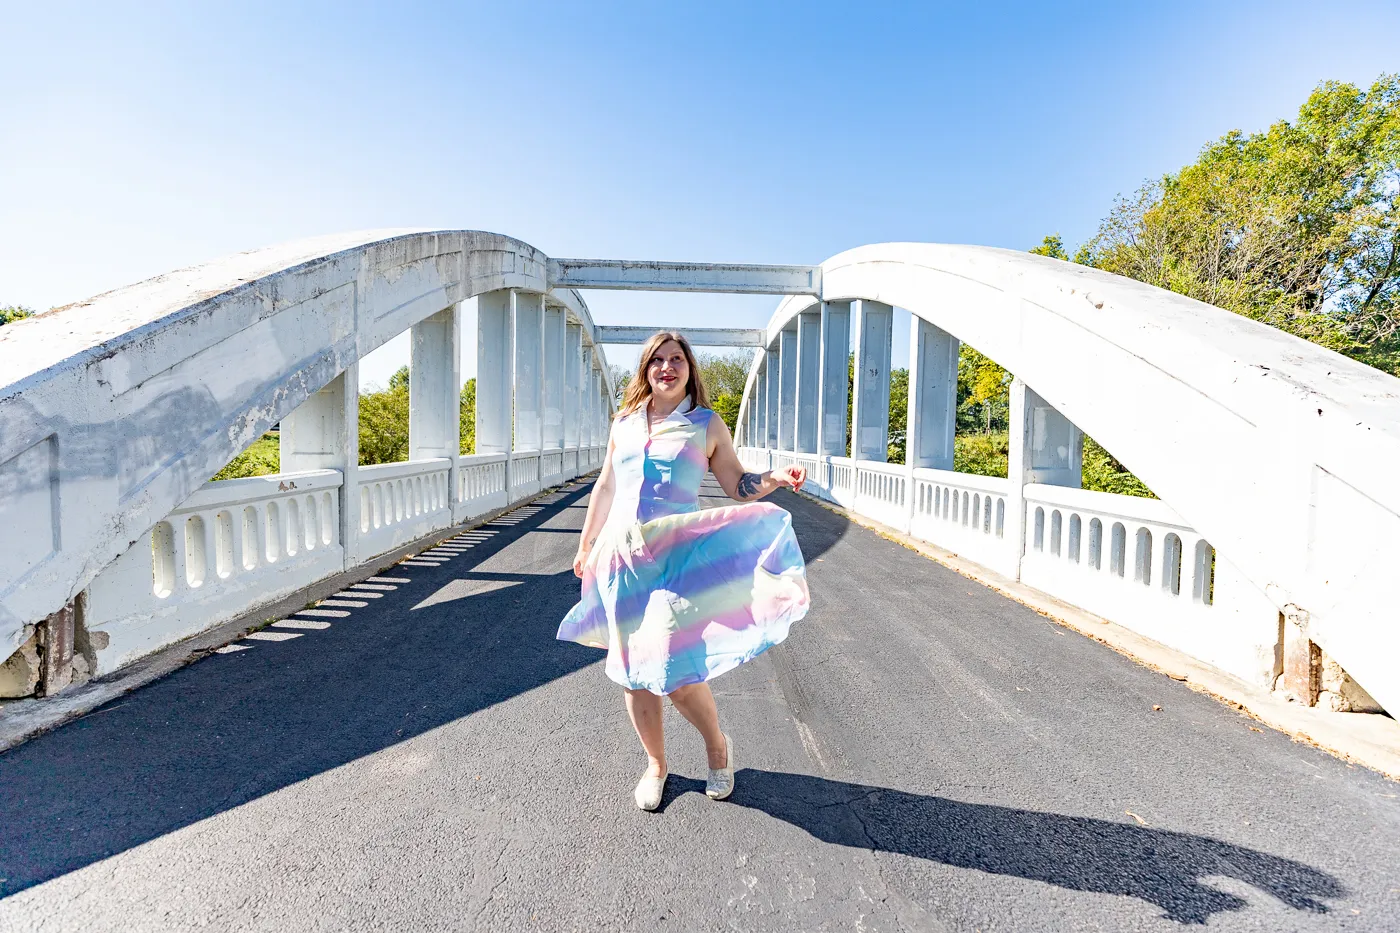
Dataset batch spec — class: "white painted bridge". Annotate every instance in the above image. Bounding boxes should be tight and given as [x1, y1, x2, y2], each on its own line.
[1, 228, 1398, 725]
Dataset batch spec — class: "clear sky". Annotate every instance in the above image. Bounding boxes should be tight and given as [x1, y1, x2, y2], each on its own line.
[4, 1, 1399, 386]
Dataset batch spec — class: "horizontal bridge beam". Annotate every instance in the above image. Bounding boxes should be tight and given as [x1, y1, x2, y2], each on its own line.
[549, 259, 821, 296]
[594, 326, 766, 347]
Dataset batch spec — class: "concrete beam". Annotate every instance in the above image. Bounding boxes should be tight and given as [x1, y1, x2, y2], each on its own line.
[550, 259, 820, 296]
[594, 326, 766, 347]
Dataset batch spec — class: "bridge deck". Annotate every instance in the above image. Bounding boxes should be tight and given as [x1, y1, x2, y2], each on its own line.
[2, 480, 1397, 931]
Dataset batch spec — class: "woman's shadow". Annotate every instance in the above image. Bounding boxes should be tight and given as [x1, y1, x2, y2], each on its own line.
[664, 769, 1343, 926]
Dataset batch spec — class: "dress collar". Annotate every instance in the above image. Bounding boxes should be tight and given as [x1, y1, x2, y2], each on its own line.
[643, 395, 694, 426]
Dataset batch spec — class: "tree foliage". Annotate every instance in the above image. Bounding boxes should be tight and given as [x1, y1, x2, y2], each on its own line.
[0, 305, 35, 326]
[1083, 74, 1400, 373]
[460, 377, 476, 455]
[358, 366, 411, 465]
[695, 350, 752, 433]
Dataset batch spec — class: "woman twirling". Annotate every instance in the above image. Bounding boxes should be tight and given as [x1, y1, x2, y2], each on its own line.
[557, 331, 810, 810]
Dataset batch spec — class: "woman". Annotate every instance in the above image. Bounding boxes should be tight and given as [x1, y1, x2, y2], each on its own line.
[557, 331, 810, 811]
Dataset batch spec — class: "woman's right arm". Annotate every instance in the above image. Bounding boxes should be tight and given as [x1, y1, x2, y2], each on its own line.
[573, 428, 618, 577]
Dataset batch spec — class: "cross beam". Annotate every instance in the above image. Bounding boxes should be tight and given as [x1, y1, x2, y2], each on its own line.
[549, 259, 821, 296]
[594, 326, 766, 347]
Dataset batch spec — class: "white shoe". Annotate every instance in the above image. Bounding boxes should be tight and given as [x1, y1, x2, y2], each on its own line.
[634, 770, 667, 811]
[706, 734, 735, 800]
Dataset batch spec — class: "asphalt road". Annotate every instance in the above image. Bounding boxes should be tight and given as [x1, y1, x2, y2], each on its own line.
[2, 478, 1398, 932]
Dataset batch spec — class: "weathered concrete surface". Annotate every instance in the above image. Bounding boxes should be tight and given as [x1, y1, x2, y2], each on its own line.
[744, 244, 1400, 717]
[2, 481, 1398, 932]
[0, 229, 614, 657]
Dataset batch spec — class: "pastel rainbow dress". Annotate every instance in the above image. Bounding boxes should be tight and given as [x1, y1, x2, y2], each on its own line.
[556, 398, 810, 695]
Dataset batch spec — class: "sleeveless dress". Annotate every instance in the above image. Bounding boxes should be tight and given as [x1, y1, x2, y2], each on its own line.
[556, 399, 810, 695]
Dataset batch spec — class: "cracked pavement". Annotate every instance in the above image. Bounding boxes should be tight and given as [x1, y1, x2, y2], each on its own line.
[2, 478, 1399, 931]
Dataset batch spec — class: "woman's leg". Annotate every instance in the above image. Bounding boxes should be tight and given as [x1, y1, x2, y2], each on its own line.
[668, 682, 728, 769]
[624, 688, 667, 776]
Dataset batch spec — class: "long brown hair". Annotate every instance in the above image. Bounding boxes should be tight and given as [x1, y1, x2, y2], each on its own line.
[619, 331, 710, 416]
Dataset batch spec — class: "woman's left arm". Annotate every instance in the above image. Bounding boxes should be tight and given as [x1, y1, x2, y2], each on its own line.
[707, 415, 806, 502]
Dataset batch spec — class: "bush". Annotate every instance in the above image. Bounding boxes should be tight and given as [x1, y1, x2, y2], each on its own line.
[211, 433, 280, 481]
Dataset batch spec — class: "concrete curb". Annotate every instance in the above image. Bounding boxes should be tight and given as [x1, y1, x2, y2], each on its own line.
[0, 485, 585, 753]
[798, 489, 1400, 783]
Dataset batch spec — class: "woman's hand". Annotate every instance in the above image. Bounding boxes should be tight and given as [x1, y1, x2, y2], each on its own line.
[772, 464, 806, 492]
[573, 544, 590, 579]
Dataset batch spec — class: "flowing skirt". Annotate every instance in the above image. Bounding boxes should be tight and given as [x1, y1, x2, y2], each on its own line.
[556, 501, 810, 695]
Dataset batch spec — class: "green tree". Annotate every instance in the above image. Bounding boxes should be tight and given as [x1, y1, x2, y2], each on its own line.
[459, 377, 476, 454]
[1085, 74, 1400, 373]
[211, 433, 280, 481]
[886, 368, 909, 463]
[1029, 234, 1070, 261]
[696, 350, 753, 433]
[358, 365, 410, 465]
[0, 305, 35, 326]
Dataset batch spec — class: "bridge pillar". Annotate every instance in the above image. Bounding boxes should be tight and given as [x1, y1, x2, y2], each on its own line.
[795, 311, 820, 454]
[565, 323, 582, 456]
[764, 350, 780, 448]
[515, 292, 544, 453]
[906, 317, 958, 470]
[778, 327, 798, 451]
[409, 306, 461, 461]
[817, 301, 851, 459]
[543, 306, 566, 454]
[581, 343, 595, 449]
[279, 365, 361, 566]
[1008, 378, 1083, 578]
[851, 299, 893, 462]
[476, 291, 514, 457]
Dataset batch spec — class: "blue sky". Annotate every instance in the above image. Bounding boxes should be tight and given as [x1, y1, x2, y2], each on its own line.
[4, 1, 1399, 385]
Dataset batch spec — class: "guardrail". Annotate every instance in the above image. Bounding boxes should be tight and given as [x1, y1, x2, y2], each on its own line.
[737, 446, 1278, 688]
[358, 458, 454, 560]
[77, 446, 605, 681]
[86, 470, 346, 674]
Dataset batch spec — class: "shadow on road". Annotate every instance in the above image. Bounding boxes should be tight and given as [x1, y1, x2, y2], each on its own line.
[0, 480, 849, 898]
[724, 768, 1343, 925]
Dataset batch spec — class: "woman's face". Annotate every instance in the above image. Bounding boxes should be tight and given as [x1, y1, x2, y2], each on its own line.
[646, 339, 689, 401]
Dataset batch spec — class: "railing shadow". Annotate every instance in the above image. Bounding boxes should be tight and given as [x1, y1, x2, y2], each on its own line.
[702, 768, 1343, 926]
[0, 485, 602, 897]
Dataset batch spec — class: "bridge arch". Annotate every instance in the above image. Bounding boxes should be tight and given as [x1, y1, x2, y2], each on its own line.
[0, 230, 616, 673]
[736, 243, 1400, 715]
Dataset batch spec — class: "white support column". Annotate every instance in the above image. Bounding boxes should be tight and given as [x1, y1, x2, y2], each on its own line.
[279, 365, 360, 566]
[514, 292, 543, 453]
[850, 299, 893, 462]
[755, 358, 767, 447]
[409, 306, 461, 461]
[795, 311, 820, 454]
[764, 347, 780, 448]
[565, 322, 582, 452]
[906, 316, 959, 470]
[543, 305, 566, 452]
[778, 328, 797, 452]
[476, 290, 514, 456]
[582, 344, 595, 449]
[1008, 377, 1084, 579]
[818, 301, 851, 458]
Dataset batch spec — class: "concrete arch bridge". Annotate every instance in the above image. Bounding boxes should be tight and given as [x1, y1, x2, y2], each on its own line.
[2, 230, 1399, 930]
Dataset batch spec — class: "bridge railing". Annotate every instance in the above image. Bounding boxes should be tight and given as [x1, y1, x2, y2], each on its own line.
[739, 445, 1281, 689]
[85, 469, 348, 674]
